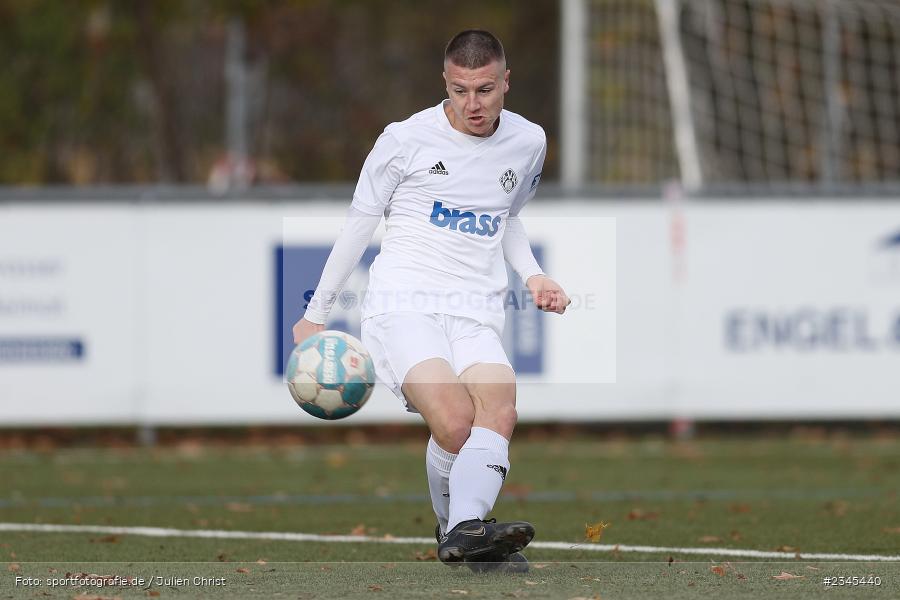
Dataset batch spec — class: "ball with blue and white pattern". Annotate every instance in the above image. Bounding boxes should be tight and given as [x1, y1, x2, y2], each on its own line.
[286, 330, 376, 420]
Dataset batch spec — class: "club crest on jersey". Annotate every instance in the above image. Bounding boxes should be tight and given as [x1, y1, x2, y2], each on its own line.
[500, 168, 518, 194]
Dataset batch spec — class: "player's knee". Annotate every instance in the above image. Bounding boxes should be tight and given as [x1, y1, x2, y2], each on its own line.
[433, 419, 472, 454]
[435, 405, 475, 453]
[446, 424, 473, 454]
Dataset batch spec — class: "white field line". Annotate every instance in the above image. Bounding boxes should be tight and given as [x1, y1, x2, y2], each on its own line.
[1, 523, 898, 562]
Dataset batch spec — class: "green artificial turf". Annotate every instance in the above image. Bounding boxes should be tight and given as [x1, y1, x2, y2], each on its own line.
[1, 436, 898, 598]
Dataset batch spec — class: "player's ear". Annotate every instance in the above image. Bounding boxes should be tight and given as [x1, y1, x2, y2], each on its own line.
[503, 69, 510, 93]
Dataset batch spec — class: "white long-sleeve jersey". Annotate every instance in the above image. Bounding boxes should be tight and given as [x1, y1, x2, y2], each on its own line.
[305, 100, 546, 333]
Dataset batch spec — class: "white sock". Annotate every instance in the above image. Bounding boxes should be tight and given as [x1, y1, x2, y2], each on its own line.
[426, 436, 457, 537]
[446, 426, 510, 532]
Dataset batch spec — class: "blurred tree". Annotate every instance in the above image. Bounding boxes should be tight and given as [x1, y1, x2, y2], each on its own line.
[0, 0, 559, 184]
[0, 1, 139, 182]
[131, 1, 188, 181]
[251, 0, 559, 181]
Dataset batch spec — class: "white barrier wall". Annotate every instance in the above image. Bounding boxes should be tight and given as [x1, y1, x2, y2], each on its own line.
[676, 205, 900, 418]
[0, 206, 139, 422]
[1, 200, 898, 425]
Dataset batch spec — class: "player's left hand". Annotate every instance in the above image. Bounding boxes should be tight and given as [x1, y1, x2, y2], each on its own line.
[293, 317, 325, 345]
[526, 274, 571, 314]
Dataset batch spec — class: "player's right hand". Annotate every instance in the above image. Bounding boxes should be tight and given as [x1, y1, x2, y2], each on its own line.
[293, 317, 325, 345]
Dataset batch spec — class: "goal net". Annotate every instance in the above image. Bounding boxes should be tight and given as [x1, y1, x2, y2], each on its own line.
[587, 0, 900, 190]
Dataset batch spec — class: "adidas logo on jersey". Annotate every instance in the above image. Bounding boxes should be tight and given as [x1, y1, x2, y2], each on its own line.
[429, 201, 501, 237]
[429, 161, 449, 175]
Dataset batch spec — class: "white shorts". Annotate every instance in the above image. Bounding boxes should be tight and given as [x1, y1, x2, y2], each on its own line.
[360, 312, 513, 412]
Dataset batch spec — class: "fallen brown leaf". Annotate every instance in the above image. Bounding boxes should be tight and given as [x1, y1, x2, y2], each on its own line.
[805, 566, 820, 570]
[256, 559, 267, 565]
[533, 563, 549, 569]
[91, 535, 120, 544]
[729, 530, 743, 541]
[626, 509, 659, 521]
[225, 503, 253, 513]
[502, 483, 533, 499]
[736, 573, 747, 580]
[824, 501, 848, 517]
[414, 548, 437, 561]
[8, 563, 20, 572]
[147, 592, 161, 598]
[235, 567, 250, 574]
[367, 584, 383, 592]
[585, 521, 610, 542]
[449, 591, 469, 596]
[350, 524, 367, 536]
[882, 526, 900, 534]
[697, 535, 721, 543]
[729, 503, 752, 514]
[772, 572, 804, 580]
[524, 580, 541, 586]
[774, 545, 796, 553]
[710, 565, 726, 576]
[326, 452, 347, 468]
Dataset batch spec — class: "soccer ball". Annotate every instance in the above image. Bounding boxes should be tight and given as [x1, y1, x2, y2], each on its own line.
[286, 330, 375, 420]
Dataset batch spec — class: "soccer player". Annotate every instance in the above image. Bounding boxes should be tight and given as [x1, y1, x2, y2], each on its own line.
[293, 30, 569, 571]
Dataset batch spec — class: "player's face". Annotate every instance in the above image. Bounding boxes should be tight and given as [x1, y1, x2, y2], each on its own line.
[443, 59, 510, 137]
